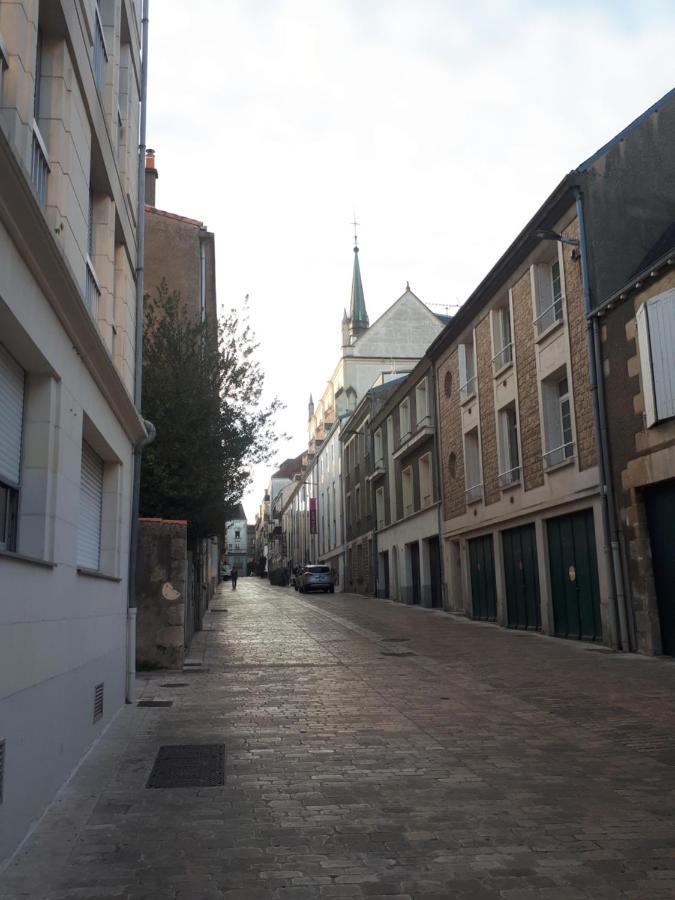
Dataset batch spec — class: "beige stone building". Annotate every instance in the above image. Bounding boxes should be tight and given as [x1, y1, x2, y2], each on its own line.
[428, 89, 675, 651]
[594, 227, 675, 655]
[0, 0, 146, 862]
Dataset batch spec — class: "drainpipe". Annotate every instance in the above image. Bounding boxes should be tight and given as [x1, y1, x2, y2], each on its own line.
[574, 186, 631, 651]
[126, 0, 151, 704]
[198, 227, 207, 323]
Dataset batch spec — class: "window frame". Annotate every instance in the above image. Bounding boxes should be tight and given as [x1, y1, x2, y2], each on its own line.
[497, 403, 521, 488]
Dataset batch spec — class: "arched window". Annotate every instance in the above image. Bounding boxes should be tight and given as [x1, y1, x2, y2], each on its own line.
[444, 370, 452, 398]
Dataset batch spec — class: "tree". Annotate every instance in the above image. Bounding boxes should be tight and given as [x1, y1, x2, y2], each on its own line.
[140, 282, 281, 542]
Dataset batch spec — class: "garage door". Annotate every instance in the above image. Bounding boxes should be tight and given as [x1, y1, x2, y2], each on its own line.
[547, 509, 602, 641]
[502, 523, 541, 630]
[644, 478, 675, 656]
[468, 534, 497, 622]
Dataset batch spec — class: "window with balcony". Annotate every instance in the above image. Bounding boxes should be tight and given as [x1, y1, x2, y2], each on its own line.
[492, 303, 513, 372]
[415, 378, 429, 426]
[533, 257, 564, 336]
[542, 369, 575, 468]
[636, 289, 675, 427]
[464, 428, 483, 503]
[86, 189, 101, 317]
[419, 453, 432, 508]
[374, 428, 383, 468]
[93, 1, 109, 95]
[31, 27, 49, 208]
[399, 397, 411, 441]
[375, 486, 385, 530]
[401, 465, 413, 517]
[497, 403, 520, 487]
[459, 340, 477, 403]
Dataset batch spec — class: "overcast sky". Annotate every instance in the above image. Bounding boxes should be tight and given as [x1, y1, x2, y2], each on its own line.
[146, 1, 675, 523]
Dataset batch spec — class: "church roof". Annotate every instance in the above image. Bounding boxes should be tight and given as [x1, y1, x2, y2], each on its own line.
[349, 245, 369, 327]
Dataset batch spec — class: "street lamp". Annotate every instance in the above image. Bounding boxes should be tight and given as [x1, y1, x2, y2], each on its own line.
[533, 227, 580, 248]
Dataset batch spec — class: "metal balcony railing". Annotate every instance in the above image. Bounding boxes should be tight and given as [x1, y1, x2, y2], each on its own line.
[543, 441, 575, 469]
[459, 375, 477, 403]
[492, 341, 513, 373]
[85, 257, 101, 317]
[31, 122, 49, 208]
[93, 8, 108, 93]
[498, 464, 521, 488]
[464, 482, 483, 504]
[534, 297, 564, 336]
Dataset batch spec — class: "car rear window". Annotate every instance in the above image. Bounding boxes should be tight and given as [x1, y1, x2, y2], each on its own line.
[306, 566, 330, 573]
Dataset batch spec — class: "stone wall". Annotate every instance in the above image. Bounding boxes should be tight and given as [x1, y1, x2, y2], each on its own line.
[136, 518, 188, 670]
[511, 270, 544, 491]
[437, 348, 466, 520]
[475, 314, 499, 505]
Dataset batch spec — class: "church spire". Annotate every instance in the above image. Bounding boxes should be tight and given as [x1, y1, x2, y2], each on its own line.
[348, 221, 369, 340]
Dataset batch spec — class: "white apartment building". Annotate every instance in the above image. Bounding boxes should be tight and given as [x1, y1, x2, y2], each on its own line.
[316, 415, 348, 589]
[224, 503, 248, 573]
[0, 0, 146, 862]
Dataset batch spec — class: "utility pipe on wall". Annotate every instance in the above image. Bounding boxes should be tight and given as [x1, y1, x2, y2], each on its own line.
[574, 186, 631, 651]
[126, 0, 150, 704]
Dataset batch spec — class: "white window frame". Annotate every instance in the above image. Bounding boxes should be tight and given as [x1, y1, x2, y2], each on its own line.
[542, 370, 575, 468]
[492, 302, 513, 373]
[636, 289, 675, 427]
[374, 427, 383, 468]
[401, 465, 413, 517]
[463, 428, 483, 504]
[459, 341, 477, 403]
[415, 378, 429, 426]
[399, 397, 411, 441]
[533, 253, 565, 337]
[419, 452, 432, 509]
[375, 486, 385, 530]
[497, 403, 520, 487]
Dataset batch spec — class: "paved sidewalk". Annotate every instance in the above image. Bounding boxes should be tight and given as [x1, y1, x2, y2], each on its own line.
[3, 579, 675, 899]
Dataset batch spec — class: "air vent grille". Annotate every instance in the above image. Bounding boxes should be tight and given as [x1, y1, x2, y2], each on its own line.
[0, 739, 5, 804]
[93, 682, 104, 723]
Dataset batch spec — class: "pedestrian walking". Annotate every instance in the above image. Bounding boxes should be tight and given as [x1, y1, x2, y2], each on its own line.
[231, 566, 238, 590]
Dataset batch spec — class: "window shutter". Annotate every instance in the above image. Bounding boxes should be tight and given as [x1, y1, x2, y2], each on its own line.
[646, 289, 675, 422]
[77, 441, 104, 569]
[0, 344, 25, 487]
[636, 302, 657, 428]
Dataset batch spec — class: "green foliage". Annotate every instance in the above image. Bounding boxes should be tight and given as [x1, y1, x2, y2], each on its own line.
[140, 281, 281, 541]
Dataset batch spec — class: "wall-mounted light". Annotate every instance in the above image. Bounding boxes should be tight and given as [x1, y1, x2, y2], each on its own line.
[533, 227, 580, 248]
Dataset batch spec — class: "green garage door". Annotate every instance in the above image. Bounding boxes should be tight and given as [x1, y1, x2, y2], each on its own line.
[502, 523, 541, 630]
[468, 534, 497, 622]
[547, 509, 602, 641]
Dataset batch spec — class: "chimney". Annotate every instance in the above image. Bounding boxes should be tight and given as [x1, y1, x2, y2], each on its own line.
[145, 148, 158, 206]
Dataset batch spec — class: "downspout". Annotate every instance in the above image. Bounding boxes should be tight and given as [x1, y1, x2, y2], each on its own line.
[574, 186, 631, 651]
[126, 0, 151, 704]
[198, 227, 207, 322]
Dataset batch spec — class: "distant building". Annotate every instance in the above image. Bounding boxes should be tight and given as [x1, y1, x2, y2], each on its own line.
[224, 503, 248, 573]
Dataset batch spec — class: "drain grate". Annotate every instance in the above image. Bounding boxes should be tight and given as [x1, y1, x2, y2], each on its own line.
[147, 744, 225, 789]
[381, 637, 410, 643]
[160, 682, 189, 688]
[137, 700, 173, 708]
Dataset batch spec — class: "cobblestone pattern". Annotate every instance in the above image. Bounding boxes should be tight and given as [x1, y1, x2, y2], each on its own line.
[562, 219, 597, 472]
[512, 270, 544, 491]
[4, 579, 675, 900]
[475, 313, 499, 505]
[436, 349, 466, 520]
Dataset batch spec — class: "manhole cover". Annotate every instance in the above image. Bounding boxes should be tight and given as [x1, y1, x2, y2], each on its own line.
[137, 700, 173, 708]
[381, 637, 410, 643]
[160, 682, 189, 688]
[147, 744, 225, 789]
[381, 650, 415, 657]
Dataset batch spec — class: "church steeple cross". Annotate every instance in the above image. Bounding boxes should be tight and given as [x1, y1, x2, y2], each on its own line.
[350, 213, 359, 250]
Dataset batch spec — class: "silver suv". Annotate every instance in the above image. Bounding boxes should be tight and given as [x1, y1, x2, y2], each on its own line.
[297, 565, 335, 594]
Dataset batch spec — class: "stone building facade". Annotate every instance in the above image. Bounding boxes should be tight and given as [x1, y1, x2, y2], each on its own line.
[594, 231, 675, 655]
[370, 361, 444, 606]
[0, 0, 146, 862]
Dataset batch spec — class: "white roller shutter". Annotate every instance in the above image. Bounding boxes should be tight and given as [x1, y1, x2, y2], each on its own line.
[646, 289, 675, 422]
[77, 440, 103, 569]
[0, 344, 25, 487]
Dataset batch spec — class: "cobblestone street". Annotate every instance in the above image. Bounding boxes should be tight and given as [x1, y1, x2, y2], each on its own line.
[4, 578, 675, 900]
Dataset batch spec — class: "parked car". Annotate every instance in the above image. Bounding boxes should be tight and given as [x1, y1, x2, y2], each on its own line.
[296, 564, 335, 594]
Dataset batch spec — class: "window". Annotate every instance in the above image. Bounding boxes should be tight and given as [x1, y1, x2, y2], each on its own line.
[533, 257, 564, 335]
[498, 403, 520, 487]
[93, 1, 108, 94]
[346, 492, 352, 527]
[542, 370, 575, 468]
[492, 304, 513, 372]
[235, 529, 241, 539]
[399, 398, 411, 440]
[374, 428, 383, 468]
[415, 378, 429, 426]
[77, 441, 104, 569]
[355, 485, 361, 521]
[444, 370, 453, 398]
[459, 341, 477, 402]
[464, 428, 482, 503]
[375, 486, 385, 530]
[402, 466, 413, 517]
[30, 28, 49, 208]
[0, 344, 24, 552]
[419, 453, 432, 508]
[86, 189, 100, 316]
[637, 289, 675, 427]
